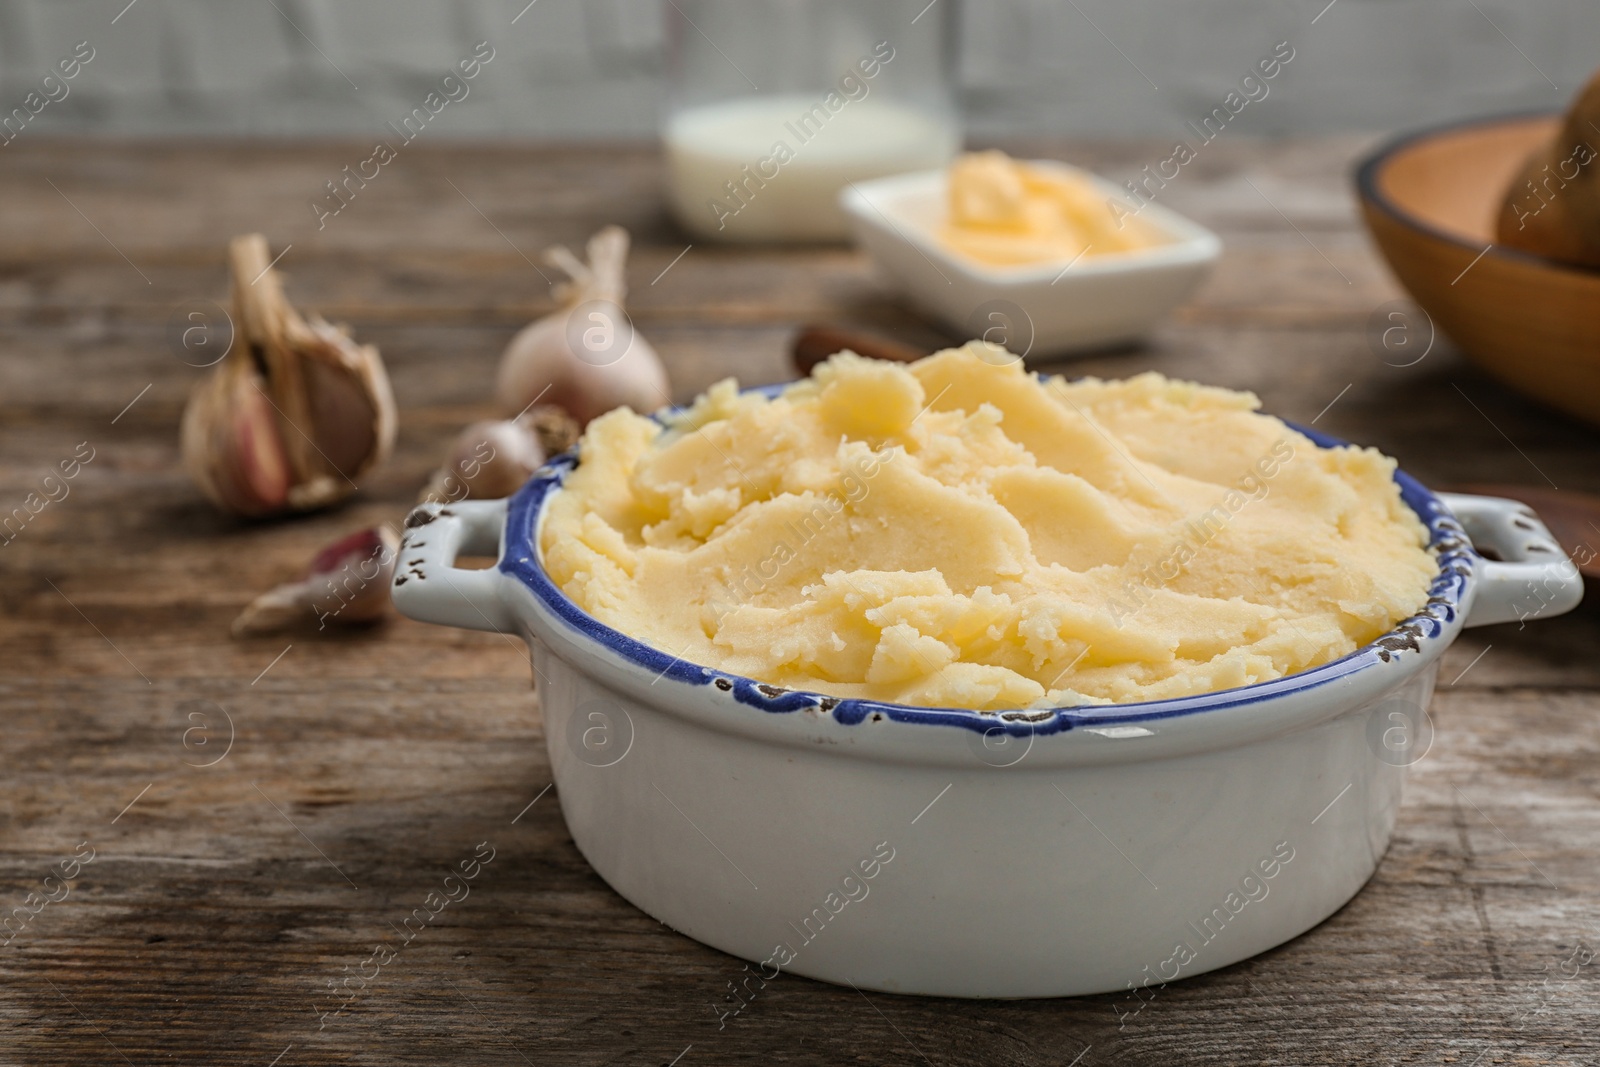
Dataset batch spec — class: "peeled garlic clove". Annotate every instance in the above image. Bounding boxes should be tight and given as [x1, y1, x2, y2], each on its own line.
[422, 414, 547, 503]
[181, 234, 397, 517]
[494, 225, 671, 426]
[232, 525, 399, 637]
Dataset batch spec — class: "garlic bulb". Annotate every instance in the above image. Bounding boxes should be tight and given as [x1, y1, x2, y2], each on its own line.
[494, 225, 670, 425]
[182, 234, 397, 517]
[232, 525, 399, 637]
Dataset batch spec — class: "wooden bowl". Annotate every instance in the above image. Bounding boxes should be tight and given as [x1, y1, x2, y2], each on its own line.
[1356, 114, 1600, 427]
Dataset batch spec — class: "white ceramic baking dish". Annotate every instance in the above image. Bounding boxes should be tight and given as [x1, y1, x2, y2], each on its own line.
[391, 420, 1581, 999]
[840, 162, 1221, 356]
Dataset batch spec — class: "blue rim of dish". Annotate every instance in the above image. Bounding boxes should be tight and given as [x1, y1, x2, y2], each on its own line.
[1352, 109, 1600, 274]
[501, 394, 1474, 737]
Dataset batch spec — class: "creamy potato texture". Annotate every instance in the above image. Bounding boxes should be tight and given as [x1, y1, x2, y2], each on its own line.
[540, 343, 1436, 711]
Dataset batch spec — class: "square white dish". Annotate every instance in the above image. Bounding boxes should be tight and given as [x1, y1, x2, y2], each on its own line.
[840, 161, 1222, 356]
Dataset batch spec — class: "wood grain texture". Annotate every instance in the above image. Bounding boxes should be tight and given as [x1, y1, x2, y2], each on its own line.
[2, 137, 1598, 1067]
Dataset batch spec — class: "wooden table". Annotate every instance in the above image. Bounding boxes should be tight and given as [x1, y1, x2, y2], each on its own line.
[2, 137, 1597, 1066]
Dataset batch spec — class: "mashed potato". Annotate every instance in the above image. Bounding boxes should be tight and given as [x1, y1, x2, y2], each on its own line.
[540, 343, 1436, 711]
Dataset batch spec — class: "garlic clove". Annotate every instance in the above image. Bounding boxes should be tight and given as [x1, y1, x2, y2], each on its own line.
[180, 350, 293, 517]
[421, 408, 574, 504]
[181, 234, 397, 518]
[526, 404, 581, 458]
[300, 328, 381, 476]
[232, 525, 400, 637]
[495, 225, 672, 426]
[304, 526, 399, 624]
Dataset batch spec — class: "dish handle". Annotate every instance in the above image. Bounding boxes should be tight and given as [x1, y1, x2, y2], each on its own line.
[390, 499, 517, 635]
[1438, 492, 1584, 628]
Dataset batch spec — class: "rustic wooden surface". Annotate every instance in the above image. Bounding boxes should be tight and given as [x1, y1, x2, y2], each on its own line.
[2, 137, 1598, 1067]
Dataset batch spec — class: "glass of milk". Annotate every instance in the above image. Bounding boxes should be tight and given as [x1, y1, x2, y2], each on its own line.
[662, 0, 961, 243]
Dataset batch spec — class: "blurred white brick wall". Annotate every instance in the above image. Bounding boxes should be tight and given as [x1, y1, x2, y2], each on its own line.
[0, 0, 1593, 138]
